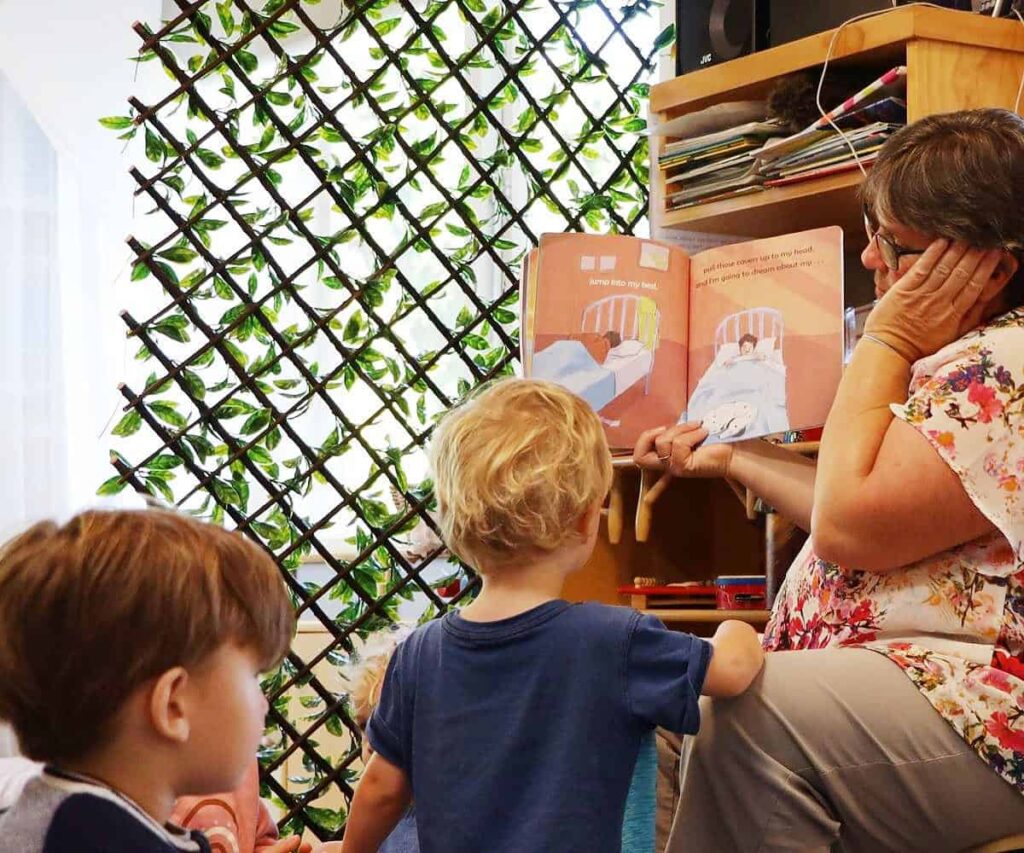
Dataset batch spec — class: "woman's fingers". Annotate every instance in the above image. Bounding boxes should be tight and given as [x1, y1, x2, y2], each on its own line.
[931, 244, 987, 298]
[635, 422, 709, 468]
[924, 240, 975, 292]
[894, 238, 950, 292]
[979, 251, 1012, 303]
[633, 425, 667, 468]
[651, 422, 702, 456]
[929, 241, 969, 288]
[671, 425, 710, 453]
[950, 248, 1005, 314]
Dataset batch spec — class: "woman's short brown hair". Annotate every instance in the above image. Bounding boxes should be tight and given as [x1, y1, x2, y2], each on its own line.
[0, 509, 295, 764]
[862, 108, 1024, 253]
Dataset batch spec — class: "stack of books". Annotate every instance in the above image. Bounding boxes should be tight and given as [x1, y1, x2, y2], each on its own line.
[660, 120, 788, 210]
[659, 67, 908, 212]
[757, 82, 907, 187]
[617, 582, 719, 609]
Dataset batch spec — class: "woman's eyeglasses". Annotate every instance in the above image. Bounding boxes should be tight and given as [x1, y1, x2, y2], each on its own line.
[863, 204, 925, 272]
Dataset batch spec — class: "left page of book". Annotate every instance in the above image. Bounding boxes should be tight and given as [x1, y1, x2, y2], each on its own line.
[528, 232, 690, 451]
[520, 248, 540, 374]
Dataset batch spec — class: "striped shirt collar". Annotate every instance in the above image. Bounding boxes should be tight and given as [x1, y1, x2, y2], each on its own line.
[41, 767, 204, 851]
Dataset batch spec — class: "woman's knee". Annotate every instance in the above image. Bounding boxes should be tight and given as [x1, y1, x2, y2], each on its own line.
[692, 671, 774, 754]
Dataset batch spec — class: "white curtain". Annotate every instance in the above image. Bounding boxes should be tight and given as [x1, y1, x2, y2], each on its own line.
[0, 78, 64, 532]
[0, 0, 161, 540]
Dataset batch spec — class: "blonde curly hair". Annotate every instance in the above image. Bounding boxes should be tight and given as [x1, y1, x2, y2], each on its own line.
[344, 626, 411, 728]
[429, 378, 612, 568]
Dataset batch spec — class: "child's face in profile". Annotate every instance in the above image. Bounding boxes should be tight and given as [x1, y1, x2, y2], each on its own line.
[178, 643, 269, 796]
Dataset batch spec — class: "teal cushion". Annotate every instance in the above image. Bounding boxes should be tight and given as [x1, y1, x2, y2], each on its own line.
[621, 730, 657, 853]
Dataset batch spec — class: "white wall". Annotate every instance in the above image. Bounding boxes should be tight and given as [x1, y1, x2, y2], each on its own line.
[0, 0, 161, 528]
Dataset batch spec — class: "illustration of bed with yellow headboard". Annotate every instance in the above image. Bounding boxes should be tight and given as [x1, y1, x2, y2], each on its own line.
[530, 294, 660, 412]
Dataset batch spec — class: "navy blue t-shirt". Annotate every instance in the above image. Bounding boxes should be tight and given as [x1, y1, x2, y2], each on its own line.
[367, 600, 711, 853]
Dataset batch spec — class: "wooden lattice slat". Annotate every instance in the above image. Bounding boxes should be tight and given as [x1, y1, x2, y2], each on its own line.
[103, 0, 662, 839]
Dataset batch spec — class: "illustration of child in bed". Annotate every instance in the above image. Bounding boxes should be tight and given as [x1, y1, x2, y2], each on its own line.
[530, 296, 659, 414]
[683, 309, 790, 443]
[724, 333, 768, 366]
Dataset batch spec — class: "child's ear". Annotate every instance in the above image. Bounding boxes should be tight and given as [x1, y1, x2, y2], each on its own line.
[149, 667, 191, 743]
[574, 500, 602, 538]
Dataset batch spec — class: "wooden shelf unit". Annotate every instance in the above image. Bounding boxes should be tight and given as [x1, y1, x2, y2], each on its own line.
[649, 6, 1024, 236]
[605, 440, 819, 545]
[575, 9, 1024, 622]
[641, 609, 770, 625]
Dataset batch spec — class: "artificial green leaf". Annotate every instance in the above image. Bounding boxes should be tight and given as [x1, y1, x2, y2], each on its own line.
[216, 1, 235, 35]
[144, 126, 164, 163]
[99, 116, 134, 130]
[158, 246, 199, 264]
[236, 50, 259, 74]
[268, 20, 300, 36]
[112, 410, 142, 437]
[376, 18, 402, 36]
[241, 409, 272, 435]
[150, 401, 187, 429]
[147, 454, 183, 471]
[654, 23, 676, 52]
[96, 474, 129, 496]
[195, 148, 225, 169]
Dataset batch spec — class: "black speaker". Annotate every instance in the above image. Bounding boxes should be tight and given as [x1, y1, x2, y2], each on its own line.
[768, 1, 975, 49]
[675, 0, 769, 75]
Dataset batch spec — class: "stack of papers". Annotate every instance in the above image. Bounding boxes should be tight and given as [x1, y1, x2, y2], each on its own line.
[758, 98, 907, 188]
[659, 120, 788, 211]
[659, 67, 908, 212]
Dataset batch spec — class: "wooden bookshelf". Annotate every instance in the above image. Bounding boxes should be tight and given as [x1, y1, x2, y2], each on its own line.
[660, 170, 866, 244]
[642, 609, 770, 625]
[605, 441, 819, 544]
[572, 8, 1024, 621]
[649, 6, 1024, 234]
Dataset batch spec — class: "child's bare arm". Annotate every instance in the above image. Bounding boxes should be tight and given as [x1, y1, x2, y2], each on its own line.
[340, 753, 412, 853]
[701, 620, 764, 697]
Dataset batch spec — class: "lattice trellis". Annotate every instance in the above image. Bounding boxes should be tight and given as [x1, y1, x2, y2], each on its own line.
[100, 0, 666, 839]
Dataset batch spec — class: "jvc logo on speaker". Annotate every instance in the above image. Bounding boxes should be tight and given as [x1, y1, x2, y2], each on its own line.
[700, 52, 713, 65]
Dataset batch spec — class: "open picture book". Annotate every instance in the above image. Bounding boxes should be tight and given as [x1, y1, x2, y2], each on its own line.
[521, 227, 845, 451]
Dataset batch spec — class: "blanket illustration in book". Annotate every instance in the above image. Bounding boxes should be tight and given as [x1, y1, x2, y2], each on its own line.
[522, 228, 844, 450]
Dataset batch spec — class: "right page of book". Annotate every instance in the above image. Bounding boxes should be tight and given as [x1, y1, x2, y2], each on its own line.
[686, 226, 844, 444]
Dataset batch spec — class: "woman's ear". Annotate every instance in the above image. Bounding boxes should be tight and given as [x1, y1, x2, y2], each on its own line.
[992, 251, 1020, 290]
[980, 251, 1021, 309]
[149, 667, 191, 744]
[960, 251, 1022, 334]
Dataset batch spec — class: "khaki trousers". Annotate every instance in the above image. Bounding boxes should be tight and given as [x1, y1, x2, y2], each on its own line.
[665, 649, 1024, 852]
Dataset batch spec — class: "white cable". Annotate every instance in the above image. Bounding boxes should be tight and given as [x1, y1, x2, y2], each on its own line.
[815, 4, 950, 178]
[1014, 8, 1024, 114]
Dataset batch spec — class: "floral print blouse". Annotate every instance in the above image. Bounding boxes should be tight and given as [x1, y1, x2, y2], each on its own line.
[764, 309, 1024, 793]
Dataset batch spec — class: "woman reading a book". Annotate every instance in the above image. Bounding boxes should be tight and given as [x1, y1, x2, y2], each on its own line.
[635, 108, 1024, 849]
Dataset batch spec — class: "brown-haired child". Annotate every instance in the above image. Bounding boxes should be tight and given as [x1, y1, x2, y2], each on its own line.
[0, 509, 296, 852]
